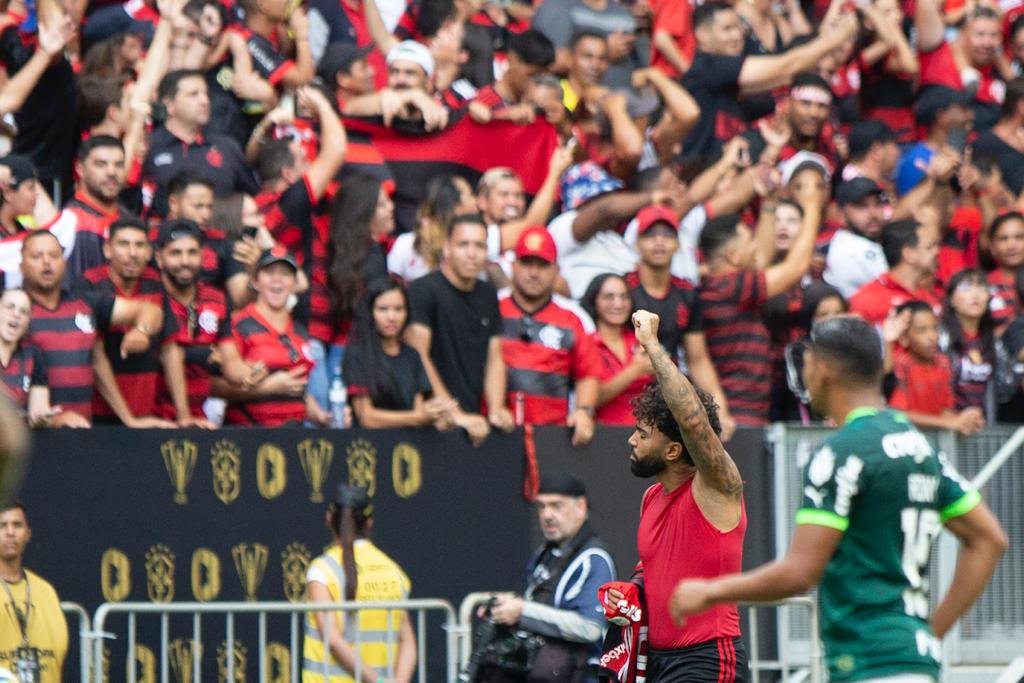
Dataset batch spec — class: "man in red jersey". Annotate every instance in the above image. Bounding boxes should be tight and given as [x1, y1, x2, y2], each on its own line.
[609, 309, 747, 682]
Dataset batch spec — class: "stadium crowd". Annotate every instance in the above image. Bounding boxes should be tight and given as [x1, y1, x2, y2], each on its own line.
[2, 0, 1024, 438]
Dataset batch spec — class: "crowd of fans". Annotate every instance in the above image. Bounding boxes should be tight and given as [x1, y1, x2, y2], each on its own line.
[2, 0, 1024, 440]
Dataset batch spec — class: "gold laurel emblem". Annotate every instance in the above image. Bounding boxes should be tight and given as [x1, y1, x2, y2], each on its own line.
[191, 548, 222, 602]
[100, 548, 131, 602]
[281, 542, 311, 603]
[169, 639, 202, 683]
[265, 642, 290, 683]
[392, 443, 423, 498]
[298, 438, 334, 502]
[215, 65, 234, 91]
[232, 543, 269, 601]
[162, 440, 198, 504]
[133, 644, 156, 683]
[347, 438, 377, 496]
[257, 443, 287, 499]
[216, 640, 247, 683]
[145, 544, 176, 603]
[211, 439, 242, 505]
[525, 231, 544, 251]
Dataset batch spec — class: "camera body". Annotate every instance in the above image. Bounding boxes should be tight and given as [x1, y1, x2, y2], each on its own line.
[459, 598, 547, 683]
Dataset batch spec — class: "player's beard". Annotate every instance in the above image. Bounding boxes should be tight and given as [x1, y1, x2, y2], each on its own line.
[630, 451, 667, 478]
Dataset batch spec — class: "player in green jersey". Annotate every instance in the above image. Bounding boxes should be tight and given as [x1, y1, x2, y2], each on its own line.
[667, 315, 1007, 682]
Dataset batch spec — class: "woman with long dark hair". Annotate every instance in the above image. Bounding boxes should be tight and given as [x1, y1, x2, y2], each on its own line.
[342, 278, 455, 428]
[580, 273, 652, 426]
[942, 268, 996, 418]
[306, 174, 393, 416]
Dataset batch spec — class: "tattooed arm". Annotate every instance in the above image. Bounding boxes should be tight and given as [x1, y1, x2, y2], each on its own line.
[632, 310, 743, 500]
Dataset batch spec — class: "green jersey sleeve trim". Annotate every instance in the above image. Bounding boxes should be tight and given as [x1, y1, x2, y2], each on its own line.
[795, 508, 850, 531]
[940, 489, 982, 523]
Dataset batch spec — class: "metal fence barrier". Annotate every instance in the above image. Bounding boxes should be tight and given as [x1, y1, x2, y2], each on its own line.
[62, 601, 92, 683]
[769, 423, 1024, 676]
[91, 599, 458, 683]
[457, 592, 823, 683]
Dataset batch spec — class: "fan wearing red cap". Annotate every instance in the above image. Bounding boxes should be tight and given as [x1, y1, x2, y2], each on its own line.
[499, 226, 603, 445]
[625, 205, 736, 441]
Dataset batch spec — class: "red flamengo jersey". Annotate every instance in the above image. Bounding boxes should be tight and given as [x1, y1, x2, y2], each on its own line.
[987, 269, 1019, 330]
[499, 294, 602, 425]
[224, 303, 314, 426]
[154, 284, 231, 419]
[637, 479, 746, 648]
[849, 273, 942, 326]
[81, 265, 167, 419]
[889, 346, 955, 415]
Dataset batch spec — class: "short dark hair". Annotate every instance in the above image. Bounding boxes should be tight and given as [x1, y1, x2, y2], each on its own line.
[570, 30, 606, 50]
[698, 213, 742, 258]
[881, 219, 920, 268]
[167, 171, 215, 197]
[631, 380, 721, 466]
[808, 316, 883, 386]
[415, 0, 456, 38]
[1001, 76, 1024, 118]
[988, 210, 1024, 239]
[256, 139, 296, 184]
[0, 501, 26, 521]
[446, 212, 486, 237]
[693, 1, 733, 30]
[508, 30, 555, 68]
[21, 229, 60, 253]
[78, 135, 124, 162]
[158, 69, 205, 102]
[108, 216, 149, 241]
[78, 74, 130, 129]
[895, 298, 935, 318]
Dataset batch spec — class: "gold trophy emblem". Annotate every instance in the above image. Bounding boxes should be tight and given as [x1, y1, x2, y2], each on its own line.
[161, 440, 198, 504]
[232, 543, 269, 601]
[216, 641, 247, 683]
[169, 639, 202, 683]
[298, 438, 334, 502]
[346, 438, 377, 496]
[281, 542, 312, 603]
[145, 544, 176, 603]
[211, 439, 242, 505]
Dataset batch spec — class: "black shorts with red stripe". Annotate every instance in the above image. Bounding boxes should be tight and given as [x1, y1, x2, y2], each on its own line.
[647, 637, 747, 683]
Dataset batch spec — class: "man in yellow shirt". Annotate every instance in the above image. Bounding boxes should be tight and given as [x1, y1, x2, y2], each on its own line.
[0, 502, 67, 683]
[303, 485, 416, 683]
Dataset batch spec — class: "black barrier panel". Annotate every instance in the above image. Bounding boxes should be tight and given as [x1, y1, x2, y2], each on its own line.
[18, 427, 533, 681]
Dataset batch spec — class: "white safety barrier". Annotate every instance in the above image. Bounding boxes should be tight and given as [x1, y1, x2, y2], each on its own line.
[457, 592, 823, 682]
[62, 601, 92, 683]
[90, 599, 458, 683]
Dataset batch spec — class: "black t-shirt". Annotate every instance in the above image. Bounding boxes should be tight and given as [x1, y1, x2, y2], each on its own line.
[682, 52, 748, 157]
[625, 273, 702, 360]
[343, 344, 431, 416]
[407, 270, 501, 412]
[971, 131, 1024, 195]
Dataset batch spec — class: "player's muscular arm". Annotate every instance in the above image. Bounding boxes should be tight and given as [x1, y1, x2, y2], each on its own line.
[633, 310, 743, 499]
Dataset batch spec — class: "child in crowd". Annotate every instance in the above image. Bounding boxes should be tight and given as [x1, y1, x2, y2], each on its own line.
[887, 300, 986, 435]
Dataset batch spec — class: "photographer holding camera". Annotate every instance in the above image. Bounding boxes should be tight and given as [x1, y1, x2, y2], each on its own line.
[468, 474, 616, 683]
[303, 484, 416, 683]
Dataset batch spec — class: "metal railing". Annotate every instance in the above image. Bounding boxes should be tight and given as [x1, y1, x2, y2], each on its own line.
[91, 599, 458, 683]
[62, 601, 92, 683]
[456, 592, 823, 682]
[769, 423, 1024, 675]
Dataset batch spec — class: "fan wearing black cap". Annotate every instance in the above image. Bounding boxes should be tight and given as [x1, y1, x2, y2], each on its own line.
[893, 85, 971, 198]
[304, 484, 417, 683]
[212, 247, 331, 427]
[485, 474, 615, 682]
[823, 177, 888, 299]
[318, 43, 377, 108]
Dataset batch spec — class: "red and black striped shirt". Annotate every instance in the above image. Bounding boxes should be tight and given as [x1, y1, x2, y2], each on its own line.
[26, 290, 116, 421]
[987, 269, 1019, 331]
[499, 294, 602, 425]
[79, 265, 172, 421]
[0, 343, 47, 411]
[154, 284, 232, 420]
[698, 270, 771, 426]
[224, 303, 315, 426]
[950, 332, 992, 414]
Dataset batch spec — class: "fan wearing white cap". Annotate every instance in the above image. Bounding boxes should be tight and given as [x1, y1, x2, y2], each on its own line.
[342, 40, 449, 131]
